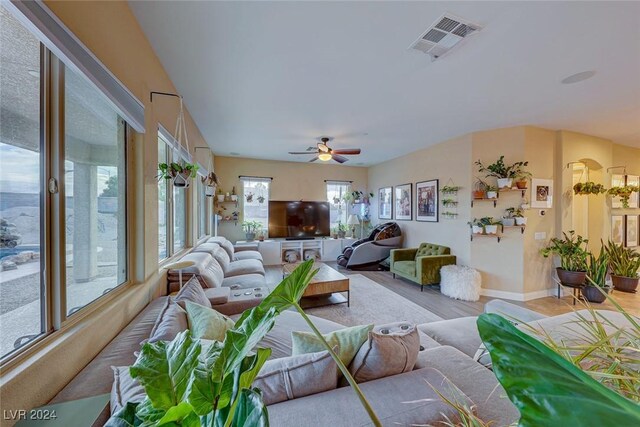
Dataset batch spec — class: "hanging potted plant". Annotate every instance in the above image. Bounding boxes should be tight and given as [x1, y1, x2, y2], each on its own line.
[607, 185, 639, 208]
[582, 248, 611, 303]
[502, 208, 517, 227]
[242, 220, 261, 241]
[540, 231, 589, 286]
[217, 188, 225, 203]
[158, 162, 199, 188]
[603, 239, 640, 292]
[486, 185, 498, 199]
[201, 171, 220, 196]
[473, 178, 488, 199]
[230, 186, 238, 202]
[475, 156, 529, 189]
[573, 182, 607, 195]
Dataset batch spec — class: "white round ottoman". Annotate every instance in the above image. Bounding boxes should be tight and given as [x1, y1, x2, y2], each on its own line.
[440, 265, 481, 301]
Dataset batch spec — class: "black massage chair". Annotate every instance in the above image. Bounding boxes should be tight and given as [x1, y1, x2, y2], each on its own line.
[337, 222, 402, 268]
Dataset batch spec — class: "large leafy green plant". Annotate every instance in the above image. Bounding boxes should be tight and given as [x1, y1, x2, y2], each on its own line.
[603, 239, 640, 278]
[108, 260, 381, 427]
[475, 156, 529, 179]
[585, 247, 610, 288]
[540, 230, 588, 272]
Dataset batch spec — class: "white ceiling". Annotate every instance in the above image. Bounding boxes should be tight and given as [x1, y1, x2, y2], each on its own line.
[129, 1, 640, 166]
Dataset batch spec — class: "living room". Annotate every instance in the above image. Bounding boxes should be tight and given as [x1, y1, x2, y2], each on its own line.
[1, 1, 639, 426]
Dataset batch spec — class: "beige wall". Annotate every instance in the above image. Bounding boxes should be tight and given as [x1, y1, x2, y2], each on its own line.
[1, 1, 214, 418]
[214, 156, 368, 242]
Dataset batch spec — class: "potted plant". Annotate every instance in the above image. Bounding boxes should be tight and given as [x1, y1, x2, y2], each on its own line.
[502, 208, 516, 226]
[582, 248, 610, 303]
[230, 186, 238, 202]
[607, 185, 639, 208]
[475, 156, 529, 189]
[158, 162, 199, 188]
[201, 172, 220, 196]
[512, 207, 527, 226]
[473, 178, 488, 199]
[441, 185, 462, 194]
[573, 182, 607, 195]
[336, 222, 347, 238]
[217, 188, 225, 202]
[441, 198, 458, 207]
[514, 171, 531, 190]
[486, 185, 498, 199]
[603, 239, 640, 292]
[480, 217, 500, 234]
[468, 218, 484, 234]
[242, 220, 261, 241]
[540, 231, 589, 286]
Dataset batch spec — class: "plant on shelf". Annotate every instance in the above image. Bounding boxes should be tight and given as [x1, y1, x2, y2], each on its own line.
[441, 198, 458, 207]
[582, 248, 611, 303]
[502, 207, 517, 226]
[242, 220, 262, 241]
[468, 218, 484, 234]
[512, 207, 526, 225]
[573, 182, 607, 195]
[480, 217, 500, 234]
[217, 188, 225, 203]
[441, 185, 462, 194]
[108, 261, 383, 427]
[514, 170, 532, 190]
[603, 239, 640, 293]
[607, 185, 639, 208]
[486, 185, 498, 199]
[473, 178, 488, 199]
[540, 230, 589, 286]
[475, 156, 529, 189]
[441, 211, 458, 218]
[158, 162, 199, 188]
[231, 186, 238, 202]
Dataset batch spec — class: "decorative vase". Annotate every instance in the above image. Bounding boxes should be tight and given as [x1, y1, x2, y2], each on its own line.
[502, 218, 516, 227]
[611, 275, 639, 293]
[556, 268, 586, 286]
[472, 225, 483, 234]
[487, 191, 498, 199]
[245, 232, 256, 241]
[516, 180, 528, 189]
[515, 217, 527, 226]
[497, 178, 513, 189]
[473, 191, 486, 199]
[484, 225, 498, 234]
[582, 285, 609, 303]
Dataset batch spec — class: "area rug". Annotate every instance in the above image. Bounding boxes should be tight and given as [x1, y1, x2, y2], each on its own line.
[305, 274, 443, 326]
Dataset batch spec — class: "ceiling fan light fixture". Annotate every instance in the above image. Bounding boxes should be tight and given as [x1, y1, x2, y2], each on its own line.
[318, 153, 332, 161]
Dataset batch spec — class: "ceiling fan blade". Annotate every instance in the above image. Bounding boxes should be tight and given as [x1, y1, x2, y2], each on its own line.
[332, 154, 348, 163]
[289, 151, 317, 155]
[331, 148, 361, 155]
[309, 156, 319, 162]
[317, 143, 330, 152]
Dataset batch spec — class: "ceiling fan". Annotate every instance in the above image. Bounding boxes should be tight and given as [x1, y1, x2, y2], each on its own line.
[288, 137, 361, 163]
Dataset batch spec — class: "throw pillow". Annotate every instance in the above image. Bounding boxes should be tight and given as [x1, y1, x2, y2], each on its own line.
[253, 349, 338, 405]
[147, 299, 188, 344]
[173, 276, 212, 309]
[349, 322, 420, 383]
[110, 366, 146, 415]
[184, 301, 235, 341]
[291, 324, 373, 367]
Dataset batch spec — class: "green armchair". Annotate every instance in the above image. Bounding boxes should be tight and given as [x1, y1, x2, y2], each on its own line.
[390, 243, 456, 291]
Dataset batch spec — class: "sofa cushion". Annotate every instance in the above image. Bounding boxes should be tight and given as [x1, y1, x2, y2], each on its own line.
[234, 250, 263, 262]
[292, 324, 373, 367]
[184, 301, 235, 341]
[268, 366, 474, 427]
[173, 276, 211, 309]
[203, 287, 231, 305]
[110, 366, 145, 415]
[350, 322, 420, 383]
[225, 259, 265, 277]
[417, 317, 481, 359]
[147, 300, 188, 344]
[192, 242, 222, 257]
[212, 246, 232, 271]
[416, 243, 450, 257]
[222, 274, 266, 289]
[254, 350, 337, 405]
[394, 260, 416, 277]
[168, 252, 224, 288]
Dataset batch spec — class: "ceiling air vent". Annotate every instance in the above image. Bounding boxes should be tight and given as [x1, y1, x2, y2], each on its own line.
[409, 13, 481, 60]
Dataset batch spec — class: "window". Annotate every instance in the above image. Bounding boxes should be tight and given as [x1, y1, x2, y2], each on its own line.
[173, 183, 186, 252]
[242, 177, 270, 232]
[158, 139, 169, 260]
[327, 181, 351, 228]
[0, 6, 44, 358]
[197, 177, 207, 239]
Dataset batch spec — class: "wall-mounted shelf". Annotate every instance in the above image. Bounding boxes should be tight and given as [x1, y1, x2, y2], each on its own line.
[215, 199, 239, 207]
[501, 225, 526, 234]
[471, 233, 501, 242]
[471, 198, 497, 208]
[499, 187, 527, 197]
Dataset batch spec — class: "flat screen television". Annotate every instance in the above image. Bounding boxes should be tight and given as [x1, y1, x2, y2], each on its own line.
[268, 201, 330, 239]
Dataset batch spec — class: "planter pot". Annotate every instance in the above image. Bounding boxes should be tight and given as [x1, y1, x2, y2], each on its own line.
[172, 172, 191, 188]
[497, 178, 513, 189]
[582, 285, 609, 303]
[484, 225, 498, 234]
[487, 191, 498, 199]
[245, 232, 256, 242]
[231, 195, 238, 202]
[217, 195, 225, 202]
[516, 180, 528, 189]
[515, 217, 527, 226]
[205, 186, 216, 197]
[611, 275, 639, 293]
[473, 191, 486, 199]
[472, 225, 483, 234]
[502, 218, 516, 226]
[556, 268, 586, 286]
[337, 231, 346, 239]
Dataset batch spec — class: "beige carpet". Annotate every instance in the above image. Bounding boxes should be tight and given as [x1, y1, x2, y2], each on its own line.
[304, 274, 443, 326]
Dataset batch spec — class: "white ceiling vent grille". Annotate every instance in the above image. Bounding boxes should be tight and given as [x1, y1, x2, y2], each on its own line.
[409, 14, 481, 60]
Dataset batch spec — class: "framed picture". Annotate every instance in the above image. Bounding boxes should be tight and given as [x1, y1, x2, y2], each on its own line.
[611, 215, 625, 245]
[416, 179, 439, 222]
[394, 183, 412, 221]
[625, 215, 639, 248]
[626, 175, 639, 208]
[611, 174, 625, 209]
[531, 178, 553, 209]
[378, 187, 393, 219]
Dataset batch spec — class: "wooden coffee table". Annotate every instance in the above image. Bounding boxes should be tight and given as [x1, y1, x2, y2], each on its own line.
[282, 262, 350, 307]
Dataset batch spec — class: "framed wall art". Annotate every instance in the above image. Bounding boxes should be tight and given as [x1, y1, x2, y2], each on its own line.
[394, 183, 412, 221]
[625, 215, 639, 248]
[378, 186, 392, 220]
[611, 215, 625, 246]
[416, 179, 439, 222]
[531, 178, 553, 209]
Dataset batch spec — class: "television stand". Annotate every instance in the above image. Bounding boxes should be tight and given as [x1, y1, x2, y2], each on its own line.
[285, 237, 315, 241]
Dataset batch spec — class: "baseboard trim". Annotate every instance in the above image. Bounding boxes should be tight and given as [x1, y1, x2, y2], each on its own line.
[480, 287, 558, 301]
